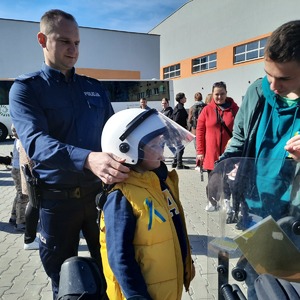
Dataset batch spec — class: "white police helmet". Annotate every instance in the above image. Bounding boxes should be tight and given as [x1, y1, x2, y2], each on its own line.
[101, 108, 194, 165]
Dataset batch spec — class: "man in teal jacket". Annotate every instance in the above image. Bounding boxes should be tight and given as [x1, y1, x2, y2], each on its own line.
[221, 20, 300, 220]
[223, 20, 300, 159]
[220, 20, 300, 300]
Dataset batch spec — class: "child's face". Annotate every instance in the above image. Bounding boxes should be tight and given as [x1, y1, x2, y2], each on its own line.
[139, 136, 164, 171]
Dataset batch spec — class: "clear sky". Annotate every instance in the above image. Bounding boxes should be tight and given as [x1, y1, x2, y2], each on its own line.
[0, 0, 188, 33]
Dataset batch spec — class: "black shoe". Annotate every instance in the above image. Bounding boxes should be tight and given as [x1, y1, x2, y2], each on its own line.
[235, 215, 250, 231]
[177, 164, 190, 169]
[171, 163, 177, 168]
[9, 218, 16, 226]
[15, 223, 26, 232]
[226, 212, 239, 224]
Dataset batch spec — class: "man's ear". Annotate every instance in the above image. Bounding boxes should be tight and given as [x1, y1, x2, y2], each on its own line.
[37, 32, 46, 48]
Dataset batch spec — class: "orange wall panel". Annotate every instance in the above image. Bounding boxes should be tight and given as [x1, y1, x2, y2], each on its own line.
[180, 59, 191, 78]
[161, 32, 271, 80]
[217, 46, 234, 70]
[76, 68, 140, 79]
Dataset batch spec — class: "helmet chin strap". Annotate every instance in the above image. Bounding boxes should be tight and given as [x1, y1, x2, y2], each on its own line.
[123, 162, 135, 169]
[132, 165, 144, 173]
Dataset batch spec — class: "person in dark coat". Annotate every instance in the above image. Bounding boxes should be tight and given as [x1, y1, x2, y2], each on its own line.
[172, 92, 190, 169]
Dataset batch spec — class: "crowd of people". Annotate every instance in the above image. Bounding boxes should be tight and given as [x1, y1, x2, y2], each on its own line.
[4, 7, 300, 300]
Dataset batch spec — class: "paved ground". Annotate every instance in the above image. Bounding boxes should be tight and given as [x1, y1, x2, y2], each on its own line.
[0, 139, 247, 300]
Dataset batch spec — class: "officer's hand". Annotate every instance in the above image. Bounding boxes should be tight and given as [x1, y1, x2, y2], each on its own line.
[85, 152, 130, 184]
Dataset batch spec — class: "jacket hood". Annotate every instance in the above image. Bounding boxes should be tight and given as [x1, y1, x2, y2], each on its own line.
[194, 100, 204, 105]
[256, 76, 300, 164]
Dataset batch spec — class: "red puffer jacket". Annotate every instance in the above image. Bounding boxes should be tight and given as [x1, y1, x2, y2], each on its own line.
[196, 97, 239, 170]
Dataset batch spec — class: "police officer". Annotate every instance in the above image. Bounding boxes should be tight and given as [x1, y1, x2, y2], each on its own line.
[9, 9, 130, 299]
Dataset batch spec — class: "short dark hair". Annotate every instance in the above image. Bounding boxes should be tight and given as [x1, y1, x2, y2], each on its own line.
[175, 92, 185, 102]
[265, 20, 300, 63]
[212, 81, 227, 92]
[161, 97, 169, 103]
[40, 9, 78, 35]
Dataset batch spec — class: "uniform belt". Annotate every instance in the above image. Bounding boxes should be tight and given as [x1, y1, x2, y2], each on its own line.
[41, 185, 101, 200]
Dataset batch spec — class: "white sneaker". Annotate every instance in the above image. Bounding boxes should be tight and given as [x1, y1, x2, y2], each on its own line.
[205, 202, 216, 212]
[24, 237, 39, 250]
[223, 199, 232, 214]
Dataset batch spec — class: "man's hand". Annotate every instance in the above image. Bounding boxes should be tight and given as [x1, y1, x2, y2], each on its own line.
[85, 152, 130, 184]
[285, 134, 300, 161]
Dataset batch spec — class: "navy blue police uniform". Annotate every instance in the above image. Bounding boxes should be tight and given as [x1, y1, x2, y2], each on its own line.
[9, 63, 114, 298]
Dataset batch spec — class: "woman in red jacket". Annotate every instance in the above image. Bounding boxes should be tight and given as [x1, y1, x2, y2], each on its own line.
[196, 81, 239, 211]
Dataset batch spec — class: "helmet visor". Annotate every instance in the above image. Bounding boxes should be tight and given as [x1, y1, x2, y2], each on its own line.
[124, 110, 195, 163]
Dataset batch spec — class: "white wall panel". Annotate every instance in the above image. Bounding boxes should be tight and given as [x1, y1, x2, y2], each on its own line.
[0, 20, 160, 79]
[149, 0, 300, 107]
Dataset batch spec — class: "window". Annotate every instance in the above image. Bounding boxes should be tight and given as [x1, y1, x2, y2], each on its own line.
[0, 80, 13, 105]
[146, 88, 152, 97]
[192, 53, 217, 73]
[163, 64, 180, 79]
[234, 38, 267, 64]
[101, 81, 171, 103]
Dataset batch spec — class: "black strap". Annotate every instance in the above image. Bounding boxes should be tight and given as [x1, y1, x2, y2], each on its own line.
[215, 108, 233, 138]
[95, 183, 116, 228]
[119, 109, 157, 141]
[95, 183, 116, 210]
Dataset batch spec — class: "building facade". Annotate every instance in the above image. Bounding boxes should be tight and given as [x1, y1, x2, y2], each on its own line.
[0, 18, 162, 140]
[149, 0, 300, 107]
[0, 18, 160, 80]
[2, 1, 300, 109]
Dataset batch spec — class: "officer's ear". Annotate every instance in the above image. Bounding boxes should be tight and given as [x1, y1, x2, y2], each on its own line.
[37, 32, 47, 48]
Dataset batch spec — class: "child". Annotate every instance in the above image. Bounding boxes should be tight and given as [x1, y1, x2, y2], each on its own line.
[100, 108, 195, 300]
[9, 125, 28, 231]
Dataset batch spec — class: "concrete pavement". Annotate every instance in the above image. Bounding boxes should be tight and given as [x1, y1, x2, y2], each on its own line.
[0, 139, 246, 299]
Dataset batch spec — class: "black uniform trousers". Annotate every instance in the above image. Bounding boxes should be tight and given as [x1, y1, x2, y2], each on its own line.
[38, 185, 102, 299]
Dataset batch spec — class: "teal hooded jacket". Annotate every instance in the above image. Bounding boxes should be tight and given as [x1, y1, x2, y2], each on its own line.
[221, 76, 300, 219]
